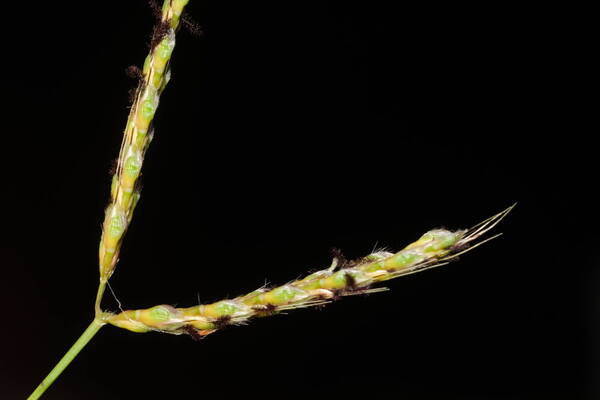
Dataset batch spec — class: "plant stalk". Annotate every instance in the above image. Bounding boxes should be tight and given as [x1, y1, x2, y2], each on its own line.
[94, 281, 107, 317]
[27, 319, 104, 400]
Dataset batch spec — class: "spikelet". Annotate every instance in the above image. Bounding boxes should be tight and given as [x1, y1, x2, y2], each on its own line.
[98, 0, 190, 282]
[107, 205, 514, 338]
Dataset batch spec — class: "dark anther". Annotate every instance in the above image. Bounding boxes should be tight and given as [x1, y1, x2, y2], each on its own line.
[330, 247, 349, 269]
[180, 325, 203, 341]
[147, 0, 162, 20]
[150, 21, 171, 50]
[125, 65, 143, 80]
[213, 315, 232, 329]
[127, 86, 140, 104]
[181, 12, 203, 37]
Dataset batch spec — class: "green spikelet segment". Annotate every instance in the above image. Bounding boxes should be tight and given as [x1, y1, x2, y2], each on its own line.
[98, 0, 190, 283]
[107, 205, 513, 338]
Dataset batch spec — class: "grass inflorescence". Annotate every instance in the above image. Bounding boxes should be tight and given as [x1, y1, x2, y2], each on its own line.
[107, 205, 513, 339]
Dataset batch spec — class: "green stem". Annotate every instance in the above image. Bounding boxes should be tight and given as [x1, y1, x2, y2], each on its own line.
[27, 319, 104, 400]
[95, 281, 107, 317]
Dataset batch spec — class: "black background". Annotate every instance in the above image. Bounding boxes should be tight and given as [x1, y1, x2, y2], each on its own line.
[1, 1, 596, 399]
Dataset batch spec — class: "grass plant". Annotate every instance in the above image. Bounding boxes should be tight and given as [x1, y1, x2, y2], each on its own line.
[27, 1, 513, 398]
